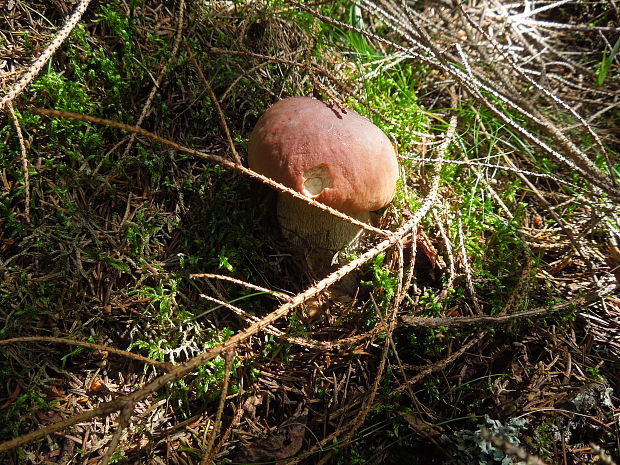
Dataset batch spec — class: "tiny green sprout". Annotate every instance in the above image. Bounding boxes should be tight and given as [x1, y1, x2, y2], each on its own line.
[362, 253, 398, 309]
[586, 366, 604, 381]
[597, 37, 620, 87]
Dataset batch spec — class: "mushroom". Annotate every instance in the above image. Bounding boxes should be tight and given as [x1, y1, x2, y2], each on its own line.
[248, 96, 399, 262]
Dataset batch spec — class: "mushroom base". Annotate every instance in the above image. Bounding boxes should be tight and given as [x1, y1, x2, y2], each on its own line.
[277, 194, 371, 259]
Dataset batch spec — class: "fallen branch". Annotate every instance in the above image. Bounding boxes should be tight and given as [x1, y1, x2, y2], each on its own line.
[400, 285, 616, 328]
[31, 108, 389, 238]
[0, 205, 428, 454]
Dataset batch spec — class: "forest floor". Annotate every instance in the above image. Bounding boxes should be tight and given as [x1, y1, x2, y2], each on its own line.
[0, 1, 619, 464]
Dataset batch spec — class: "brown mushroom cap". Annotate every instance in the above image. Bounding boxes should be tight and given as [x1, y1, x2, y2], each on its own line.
[248, 97, 399, 214]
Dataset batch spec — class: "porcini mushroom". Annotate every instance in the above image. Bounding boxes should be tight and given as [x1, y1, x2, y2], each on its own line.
[248, 96, 399, 259]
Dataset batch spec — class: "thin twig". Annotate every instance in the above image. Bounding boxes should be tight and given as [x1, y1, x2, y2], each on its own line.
[201, 349, 234, 465]
[210, 404, 245, 460]
[396, 332, 486, 393]
[457, 212, 483, 315]
[185, 43, 242, 165]
[200, 292, 382, 350]
[0, 0, 93, 110]
[433, 208, 456, 292]
[121, 0, 185, 158]
[400, 284, 615, 327]
[0, 336, 171, 370]
[7, 103, 30, 220]
[31, 108, 389, 237]
[100, 402, 135, 465]
[402, 156, 583, 190]
[191, 273, 291, 301]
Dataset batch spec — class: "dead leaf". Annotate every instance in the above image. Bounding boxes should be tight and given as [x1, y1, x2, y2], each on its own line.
[0, 383, 21, 410]
[89, 379, 105, 392]
[234, 408, 308, 463]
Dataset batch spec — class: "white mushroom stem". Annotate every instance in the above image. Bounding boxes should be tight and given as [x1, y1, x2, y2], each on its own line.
[277, 194, 371, 254]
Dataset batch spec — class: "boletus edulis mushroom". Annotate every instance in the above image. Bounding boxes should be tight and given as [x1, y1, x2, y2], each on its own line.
[248, 96, 399, 264]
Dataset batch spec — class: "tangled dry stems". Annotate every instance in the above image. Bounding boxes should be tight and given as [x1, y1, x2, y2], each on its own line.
[1, 0, 619, 463]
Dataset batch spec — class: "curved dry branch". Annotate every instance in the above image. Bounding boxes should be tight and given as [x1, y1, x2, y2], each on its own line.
[31, 108, 390, 238]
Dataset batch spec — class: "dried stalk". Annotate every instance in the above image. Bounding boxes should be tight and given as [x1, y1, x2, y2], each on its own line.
[7, 103, 30, 220]
[185, 43, 243, 165]
[100, 402, 135, 465]
[201, 350, 234, 465]
[0, 0, 93, 110]
[457, 211, 483, 315]
[0, 336, 170, 370]
[121, 0, 186, 158]
[191, 273, 291, 301]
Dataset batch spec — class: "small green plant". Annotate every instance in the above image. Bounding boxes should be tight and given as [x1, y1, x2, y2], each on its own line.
[122, 207, 165, 259]
[586, 366, 605, 381]
[136, 278, 182, 323]
[596, 37, 620, 86]
[0, 389, 55, 439]
[362, 253, 398, 311]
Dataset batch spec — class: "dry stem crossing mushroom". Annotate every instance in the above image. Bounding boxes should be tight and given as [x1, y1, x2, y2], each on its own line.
[249, 96, 399, 263]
